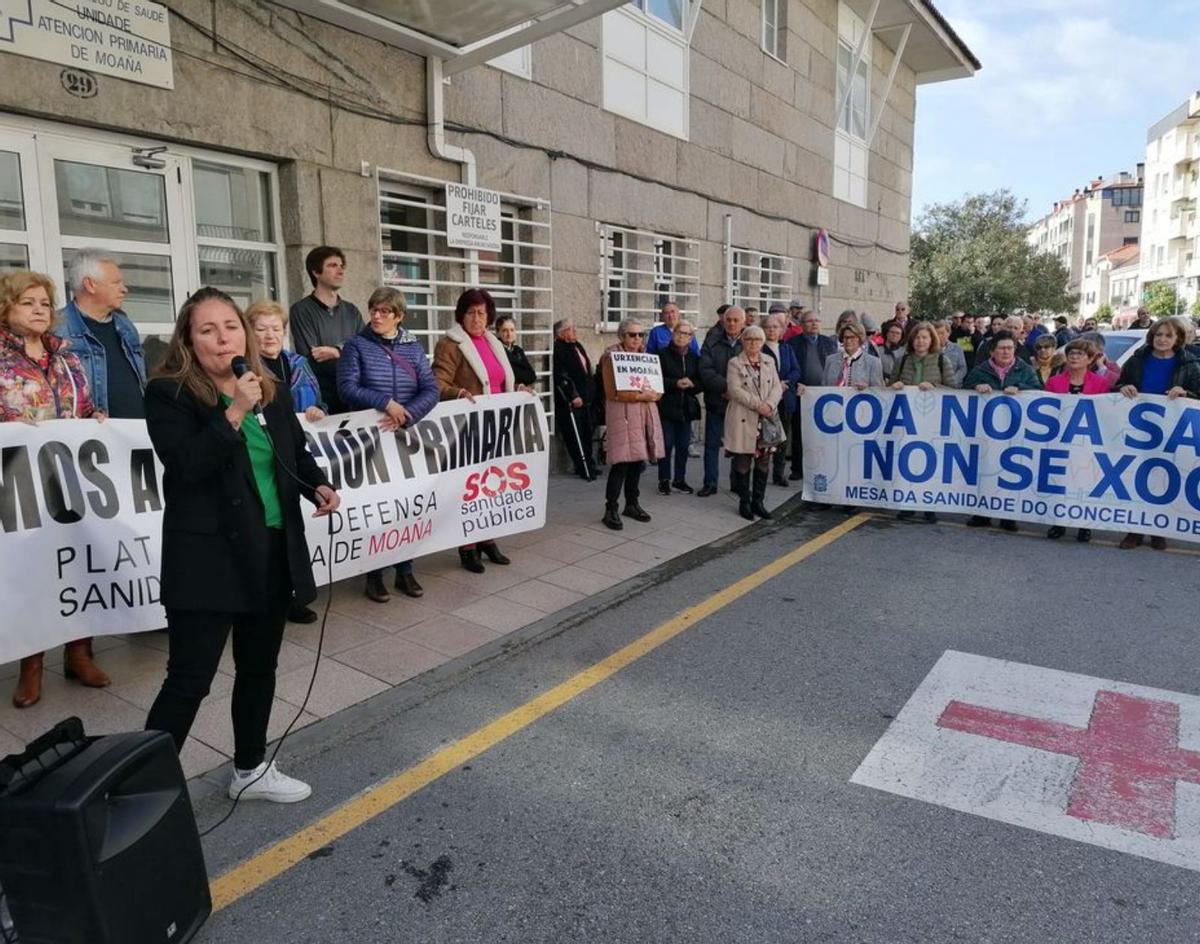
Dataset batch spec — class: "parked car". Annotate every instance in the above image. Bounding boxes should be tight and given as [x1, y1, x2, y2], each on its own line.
[1097, 330, 1144, 367]
[1057, 330, 1143, 366]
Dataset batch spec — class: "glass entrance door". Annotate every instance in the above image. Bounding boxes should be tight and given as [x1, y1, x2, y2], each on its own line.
[35, 135, 192, 336]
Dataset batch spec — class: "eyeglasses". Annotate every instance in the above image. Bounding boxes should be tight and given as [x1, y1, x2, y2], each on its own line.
[675, 331, 694, 337]
[624, 332, 646, 338]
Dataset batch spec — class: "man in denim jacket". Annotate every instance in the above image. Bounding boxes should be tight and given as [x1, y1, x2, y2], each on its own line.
[56, 249, 147, 418]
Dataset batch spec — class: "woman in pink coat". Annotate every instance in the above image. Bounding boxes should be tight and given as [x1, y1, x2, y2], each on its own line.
[599, 319, 664, 530]
[1042, 338, 1113, 542]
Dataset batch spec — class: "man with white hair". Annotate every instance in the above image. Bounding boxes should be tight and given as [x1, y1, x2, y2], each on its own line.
[57, 248, 146, 419]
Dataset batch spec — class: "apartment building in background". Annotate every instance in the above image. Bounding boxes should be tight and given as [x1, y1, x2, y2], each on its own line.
[1086, 243, 1140, 317]
[1141, 92, 1200, 314]
[1026, 167, 1143, 318]
[0, 0, 978, 446]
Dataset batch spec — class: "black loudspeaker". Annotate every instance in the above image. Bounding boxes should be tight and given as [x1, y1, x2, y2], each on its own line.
[0, 718, 211, 944]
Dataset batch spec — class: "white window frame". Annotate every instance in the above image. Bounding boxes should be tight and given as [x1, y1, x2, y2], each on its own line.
[599, 223, 699, 330]
[376, 169, 555, 424]
[0, 133, 44, 273]
[761, 0, 786, 62]
[727, 246, 794, 312]
[485, 22, 532, 80]
[0, 115, 284, 336]
[833, 2, 871, 209]
[601, 5, 690, 140]
[627, 0, 688, 32]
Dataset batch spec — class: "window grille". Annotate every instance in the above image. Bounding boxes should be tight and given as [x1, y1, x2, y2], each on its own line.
[727, 248, 794, 313]
[377, 170, 554, 425]
[600, 223, 699, 329]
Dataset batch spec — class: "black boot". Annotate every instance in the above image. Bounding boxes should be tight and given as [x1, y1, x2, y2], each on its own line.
[750, 468, 772, 519]
[623, 473, 651, 521]
[480, 541, 510, 565]
[364, 571, 389, 603]
[734, 470, 754, 521]
[459, 547, 485, 573]
[394, 571, 424, 597]
[623, 502, 652, 522]
[602, 501, 624, 530]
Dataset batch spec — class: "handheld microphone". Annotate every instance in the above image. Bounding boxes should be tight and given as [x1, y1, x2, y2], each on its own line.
[230, 355, 267, 426]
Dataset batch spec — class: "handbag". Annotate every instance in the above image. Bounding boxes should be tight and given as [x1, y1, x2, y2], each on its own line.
[757, 411, 785, 448]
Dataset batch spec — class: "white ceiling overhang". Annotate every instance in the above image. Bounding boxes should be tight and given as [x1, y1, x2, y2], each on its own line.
[265, 0, 629, 72]
[845, 0, 981, 85]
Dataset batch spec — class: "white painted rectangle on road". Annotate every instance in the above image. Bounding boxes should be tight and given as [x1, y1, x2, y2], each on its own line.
[851, 651, 1200, 872]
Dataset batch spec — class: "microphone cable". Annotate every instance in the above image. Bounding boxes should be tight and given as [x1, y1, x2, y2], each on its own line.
[198, 414, 337, 838]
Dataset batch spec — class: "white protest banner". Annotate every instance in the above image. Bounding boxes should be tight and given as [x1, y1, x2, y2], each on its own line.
[801, 387, 1200, 540]
[444, 182, 502, 253]
[609, 352, 664, 394]
[0, 394, 548, 664]
[0, 0, 174, 89]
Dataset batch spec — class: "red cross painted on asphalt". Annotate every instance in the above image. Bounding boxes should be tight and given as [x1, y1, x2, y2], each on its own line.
[937, 690, 1200, 838]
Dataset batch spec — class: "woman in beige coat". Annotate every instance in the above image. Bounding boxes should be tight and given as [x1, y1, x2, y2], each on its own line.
[724, 325, 783, 521]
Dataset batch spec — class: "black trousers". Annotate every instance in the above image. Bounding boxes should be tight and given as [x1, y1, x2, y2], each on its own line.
[558, 405, 595, 476]
[606, 461, 644, 505]
[789, 406, 805, 475]
[146, 530, 292, 770]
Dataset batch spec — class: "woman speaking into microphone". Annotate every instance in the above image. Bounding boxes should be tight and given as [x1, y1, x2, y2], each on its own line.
[144, 287, 339, 804]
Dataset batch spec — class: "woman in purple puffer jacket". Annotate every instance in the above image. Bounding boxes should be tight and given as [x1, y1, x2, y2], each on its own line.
[337, 287, 440, 603]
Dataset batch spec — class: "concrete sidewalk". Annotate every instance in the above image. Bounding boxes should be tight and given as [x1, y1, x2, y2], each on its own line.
[0, 473, 794, 778]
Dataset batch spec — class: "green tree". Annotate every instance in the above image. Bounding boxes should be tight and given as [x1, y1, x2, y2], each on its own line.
[1093, 302, 1113, 323]
[910, 190, 1077, 317]
[1143, 281, 1181, 317]
[1191, 295, 1200, 317]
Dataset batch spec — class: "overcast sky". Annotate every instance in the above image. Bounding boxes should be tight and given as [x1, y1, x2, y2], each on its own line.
[911, 0, 1200, 226]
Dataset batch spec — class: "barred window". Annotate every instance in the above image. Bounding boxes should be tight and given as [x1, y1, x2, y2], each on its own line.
[600, 224, 699, 328]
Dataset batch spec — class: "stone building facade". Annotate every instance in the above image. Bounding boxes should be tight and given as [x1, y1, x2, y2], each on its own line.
[0, 0, 977, 390]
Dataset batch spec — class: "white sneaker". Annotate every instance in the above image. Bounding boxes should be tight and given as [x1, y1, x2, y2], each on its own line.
[228, 761, 312, 803]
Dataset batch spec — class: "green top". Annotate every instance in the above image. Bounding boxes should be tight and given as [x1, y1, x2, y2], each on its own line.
[220, 395, 283, 529]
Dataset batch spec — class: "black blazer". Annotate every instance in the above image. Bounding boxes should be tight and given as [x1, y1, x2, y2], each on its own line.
[145, 377, 331, 613]
[553, 338, 594, 409]
[503, 343, 537, 387]
[657, 346, 701, 423]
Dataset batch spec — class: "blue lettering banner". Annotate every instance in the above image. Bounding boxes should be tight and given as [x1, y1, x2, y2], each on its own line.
[801, 387, 1200, 541]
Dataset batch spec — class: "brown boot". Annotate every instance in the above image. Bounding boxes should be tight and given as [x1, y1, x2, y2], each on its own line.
[12, 653, 43, 708]
[63, 640, 111, 688]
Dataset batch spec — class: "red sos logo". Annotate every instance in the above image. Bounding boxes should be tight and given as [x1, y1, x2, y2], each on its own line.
[462, 462, 531, 501]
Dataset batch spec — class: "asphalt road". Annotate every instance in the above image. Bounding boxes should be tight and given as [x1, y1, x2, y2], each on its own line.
[192, 509, 1200, 944]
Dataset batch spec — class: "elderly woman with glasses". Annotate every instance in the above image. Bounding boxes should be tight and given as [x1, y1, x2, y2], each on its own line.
[961, 329, 1041, 531]
[339, 287, 440, 600]
[813, 321, 885, 390]
[656, 318, 701, 494]
[599, 319, 664, 530]
[1041, 339, 1113, 543]
[724, 325, 783, 520]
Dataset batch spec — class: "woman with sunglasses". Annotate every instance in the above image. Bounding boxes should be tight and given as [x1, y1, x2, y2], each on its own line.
[599, 319, 663, 530]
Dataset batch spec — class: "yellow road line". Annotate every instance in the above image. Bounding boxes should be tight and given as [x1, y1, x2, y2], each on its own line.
[209, 513, 871, 912]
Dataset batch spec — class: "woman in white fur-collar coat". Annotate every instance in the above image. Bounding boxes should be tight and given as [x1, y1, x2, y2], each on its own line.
[434, 288, 521, 575]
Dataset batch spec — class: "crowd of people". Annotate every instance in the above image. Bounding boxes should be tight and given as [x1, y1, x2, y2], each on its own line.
[548, 297, 1200, 547]
[0, 246, 540, 804]
[3, 245, 1196, 802]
